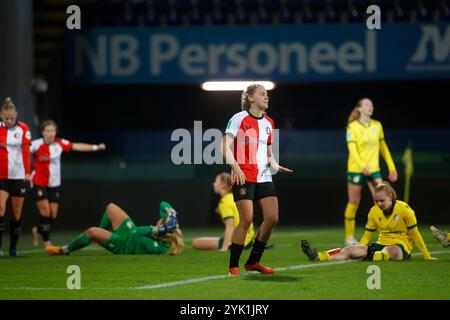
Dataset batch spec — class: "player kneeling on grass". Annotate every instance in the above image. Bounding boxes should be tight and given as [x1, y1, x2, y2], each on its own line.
[301, 182, 436, 262]
[46, 202, 184, 255]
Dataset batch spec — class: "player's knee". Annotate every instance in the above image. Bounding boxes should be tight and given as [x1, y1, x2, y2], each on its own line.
[386, 246, 403, 260]
[238, 216, 253, 229]
[85, 227, 97, 237]
[106, 202, 117, 212]
[264, 216, 279, 227]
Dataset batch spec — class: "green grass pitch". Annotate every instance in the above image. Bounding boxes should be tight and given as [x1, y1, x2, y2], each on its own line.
[1, 226, 449, 299]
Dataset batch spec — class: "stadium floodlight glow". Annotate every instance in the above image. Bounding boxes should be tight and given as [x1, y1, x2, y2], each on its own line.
[201, 81, 276, 91]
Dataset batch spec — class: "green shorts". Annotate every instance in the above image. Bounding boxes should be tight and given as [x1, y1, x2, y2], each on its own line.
[106, 218, 138, 254]
[218, 237, 254, 250]
[370, 242, 411, 261]
[347, 171, 382, 185]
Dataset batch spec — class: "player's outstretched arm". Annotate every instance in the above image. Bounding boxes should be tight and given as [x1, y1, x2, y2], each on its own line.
[220, 219, 234, 251]
[72, 142, 106, 152]
[267, 145, 293, 174]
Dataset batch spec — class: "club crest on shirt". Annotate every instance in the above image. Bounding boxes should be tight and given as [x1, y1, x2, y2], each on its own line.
[372, 127, 378, 135]
[14, 133, 20, 139]
[394, 214, 399, 222]
[266, 127, 271, 135]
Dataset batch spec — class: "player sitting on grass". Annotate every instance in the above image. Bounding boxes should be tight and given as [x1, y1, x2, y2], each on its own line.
[430, 226, 449, 247]
[301, 182, 436, 261]
[46, 202, 183, 255]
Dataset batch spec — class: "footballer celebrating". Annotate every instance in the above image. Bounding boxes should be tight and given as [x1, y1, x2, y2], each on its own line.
[0, 97, 32, 257]
[343, 98, 397, 246]
[221, 84, 293, 276]
[302, 182, 436, 262]
[31, 120, 106, 248]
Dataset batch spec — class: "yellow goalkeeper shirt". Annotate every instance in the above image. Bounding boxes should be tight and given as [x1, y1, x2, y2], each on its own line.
[362, 200, 430, 256]
[346, 119, 395, 173]
[217, 193, 255, 247]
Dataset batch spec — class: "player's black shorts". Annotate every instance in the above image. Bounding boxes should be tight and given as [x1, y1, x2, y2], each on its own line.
[232, 181, 277, 202]
[0, 179, 28, 197]
[32, 185, 61, 203]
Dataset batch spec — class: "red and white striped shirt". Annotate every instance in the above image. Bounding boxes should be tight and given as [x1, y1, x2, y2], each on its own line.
[0, 121, 32, 179]
[225, 111, 274, 183]
[31, 138, 73, 187]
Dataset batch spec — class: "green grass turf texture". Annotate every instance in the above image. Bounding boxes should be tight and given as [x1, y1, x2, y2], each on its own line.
[1, 226, 449, 299]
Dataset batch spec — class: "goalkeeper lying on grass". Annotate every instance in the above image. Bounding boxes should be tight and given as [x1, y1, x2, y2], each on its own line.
[302, 182, 436, 262]
[46, 202, 183, 255]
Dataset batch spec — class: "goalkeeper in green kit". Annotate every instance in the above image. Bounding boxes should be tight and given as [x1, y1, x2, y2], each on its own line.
[46, 201, 184, 255]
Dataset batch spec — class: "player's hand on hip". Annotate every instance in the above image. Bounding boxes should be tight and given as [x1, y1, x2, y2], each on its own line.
[25, 174, 32, 182]
[388, 169, 398, 183]
[362, 167, 371, 176]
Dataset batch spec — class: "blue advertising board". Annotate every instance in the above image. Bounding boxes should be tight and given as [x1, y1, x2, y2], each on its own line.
[67, 24, 450, 83]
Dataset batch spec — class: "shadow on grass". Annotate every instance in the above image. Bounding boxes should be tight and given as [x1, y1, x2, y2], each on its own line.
[242, 274, 301, 283]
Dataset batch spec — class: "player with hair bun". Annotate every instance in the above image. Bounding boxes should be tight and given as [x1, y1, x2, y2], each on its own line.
[31, 120, 106, 248]
[0, 97, 32, 256]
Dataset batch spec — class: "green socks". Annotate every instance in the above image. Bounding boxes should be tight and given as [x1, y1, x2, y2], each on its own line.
[66, 233, 91, 253]
[99, 212, 112, 230]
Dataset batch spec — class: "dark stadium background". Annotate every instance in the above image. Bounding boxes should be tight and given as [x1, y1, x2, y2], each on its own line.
[1, 0, 449, 230]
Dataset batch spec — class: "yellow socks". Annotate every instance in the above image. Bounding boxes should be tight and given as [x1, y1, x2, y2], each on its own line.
[373, 250, 390, 261]
[318, 251, 331, 261]
[344, 203, 358, 239]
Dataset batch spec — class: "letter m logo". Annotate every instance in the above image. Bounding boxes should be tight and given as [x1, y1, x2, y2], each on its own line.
[410, 26, 450, 63]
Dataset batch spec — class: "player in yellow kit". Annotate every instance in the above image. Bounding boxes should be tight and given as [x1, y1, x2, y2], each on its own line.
[302, 182, 436, 261]
[344, 98, 398, 246]
[192, 173, 255, 251]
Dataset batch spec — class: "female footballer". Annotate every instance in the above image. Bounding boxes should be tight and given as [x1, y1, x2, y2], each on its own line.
[302, 182, 436, 262]
[0, 97, 32, 257]
[192, 172, 255, 251]
[344, 98, 398, 246]
[221, 84, 293, 276]
[31, 120, 106, 248]
[46, 202, 184, 255]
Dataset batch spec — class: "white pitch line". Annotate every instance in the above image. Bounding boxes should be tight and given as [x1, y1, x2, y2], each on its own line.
[0, 250, 448, 292]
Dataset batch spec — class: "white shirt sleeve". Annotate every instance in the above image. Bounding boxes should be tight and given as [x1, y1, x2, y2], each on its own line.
[30, 140, 39, 153]
[224, 113, 243, 137]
